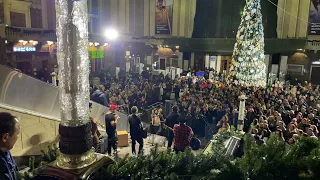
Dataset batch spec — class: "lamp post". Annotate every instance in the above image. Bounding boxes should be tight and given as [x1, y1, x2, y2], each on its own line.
[237, 94, 247, 135]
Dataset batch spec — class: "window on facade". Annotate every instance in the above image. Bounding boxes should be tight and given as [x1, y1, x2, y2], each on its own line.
[0, 3, 4, 24]
[92, 17, 99, 33]
[31, 0, 41, 5]
[223, 60, 228, 71]
[30, 8, 43, 28]
[10, 11, 26, 27]
[91, 0, 99, 16]
[160, 59, 166, 70]
[87, 0, 91, 13]
[172, 58, 179, 67]
[88, 21, 92, 33]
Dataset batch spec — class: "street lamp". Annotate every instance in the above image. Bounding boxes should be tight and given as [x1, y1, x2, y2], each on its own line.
[105, 28, 119, 40]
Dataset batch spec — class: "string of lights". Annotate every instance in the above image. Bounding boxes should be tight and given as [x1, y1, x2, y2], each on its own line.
[266, 0, 312, 25]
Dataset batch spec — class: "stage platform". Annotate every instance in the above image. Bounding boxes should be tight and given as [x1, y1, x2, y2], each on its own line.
[109, 134, 203, 159]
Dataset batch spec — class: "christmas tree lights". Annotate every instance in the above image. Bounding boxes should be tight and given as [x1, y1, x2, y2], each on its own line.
[228, 0, 266, 87]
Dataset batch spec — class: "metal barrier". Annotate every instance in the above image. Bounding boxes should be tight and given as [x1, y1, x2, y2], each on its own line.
[0, 64, 128, 132]
[117, 104, 130, 115]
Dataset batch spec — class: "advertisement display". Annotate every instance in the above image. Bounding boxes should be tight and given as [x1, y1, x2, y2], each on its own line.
[13, 46, 36, 52]
[309, 0, 320, 35]
[155, 0, 173, 35]
[196, 71, 204, 77]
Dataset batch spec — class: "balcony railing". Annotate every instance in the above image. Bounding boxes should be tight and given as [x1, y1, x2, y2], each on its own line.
[2, 26, 56, 41]
[306, 40, 320, 50]
[1, 25, 318, 53]
[163, 38, 307, 54]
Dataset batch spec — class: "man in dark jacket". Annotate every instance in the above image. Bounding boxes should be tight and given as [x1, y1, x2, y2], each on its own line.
[164, 106, 180, 149]
[138, 97, 148, 110]
[0, 112, 20, 180]
[105, 105, 120, 156]
[128, 106, 144, 155]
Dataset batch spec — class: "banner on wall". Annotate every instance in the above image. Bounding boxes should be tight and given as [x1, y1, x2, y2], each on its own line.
[309, 0, 320, 35]
[155, 0, 173, 35]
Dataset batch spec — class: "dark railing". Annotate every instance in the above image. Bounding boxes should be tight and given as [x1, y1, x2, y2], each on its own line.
[140, 102, 163, 125]
[117, 104, 130, 115]
[4, 26, 56, 41]
[163, 38, 307, 54]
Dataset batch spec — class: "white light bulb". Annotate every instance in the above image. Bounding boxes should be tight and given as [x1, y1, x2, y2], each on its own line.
[105, 29, 119, 40]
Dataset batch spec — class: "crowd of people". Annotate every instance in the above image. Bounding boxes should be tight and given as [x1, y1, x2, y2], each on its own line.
[93, 68, 320, 157]
[173, 76, 320, 145]
[90, 71, 176, 113]
[2, 66, 320, 179]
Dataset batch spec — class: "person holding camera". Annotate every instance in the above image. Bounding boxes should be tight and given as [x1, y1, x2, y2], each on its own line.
[105, 105, 120, 156]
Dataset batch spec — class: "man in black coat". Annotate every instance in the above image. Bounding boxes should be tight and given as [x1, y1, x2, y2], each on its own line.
[128, 106, 144, 155]
[164, 106, 180, 149]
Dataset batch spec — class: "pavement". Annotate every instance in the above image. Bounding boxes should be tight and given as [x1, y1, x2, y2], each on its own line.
[106, 134, 204, 160]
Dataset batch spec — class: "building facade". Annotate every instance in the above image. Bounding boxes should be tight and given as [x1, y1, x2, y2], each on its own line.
[170, 0, 320, 85]
[96, 0, 196, 38]
[0, 0, 57, 82]
[2, 0, 318, 84]
[0, 0, 197, 79]
[277, 0, 320, 85]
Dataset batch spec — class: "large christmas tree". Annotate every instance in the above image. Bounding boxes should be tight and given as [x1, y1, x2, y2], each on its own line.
[228, 0, 266, 87]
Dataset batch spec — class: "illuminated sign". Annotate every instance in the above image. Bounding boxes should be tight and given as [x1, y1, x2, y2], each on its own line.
[13, 46, 36, 52]
[88, 50, 104, 59]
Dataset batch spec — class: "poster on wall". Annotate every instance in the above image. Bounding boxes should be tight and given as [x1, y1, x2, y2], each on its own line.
[309, 0, 320, 35]
[155, 0, 173, 35]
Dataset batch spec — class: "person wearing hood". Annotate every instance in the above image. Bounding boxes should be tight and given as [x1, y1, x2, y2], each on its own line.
[91, 85, 109, 107]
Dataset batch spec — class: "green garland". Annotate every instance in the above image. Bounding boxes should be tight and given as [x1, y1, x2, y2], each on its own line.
[18, 144, 59, 180]
[19, 133, 320, 180]
[98, 144, 242, 180]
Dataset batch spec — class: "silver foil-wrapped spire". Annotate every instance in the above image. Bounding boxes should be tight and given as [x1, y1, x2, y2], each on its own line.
[56, 0, 89, 127]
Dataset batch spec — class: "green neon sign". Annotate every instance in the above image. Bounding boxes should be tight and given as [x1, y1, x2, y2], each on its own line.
[88, 50, 104, 59]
